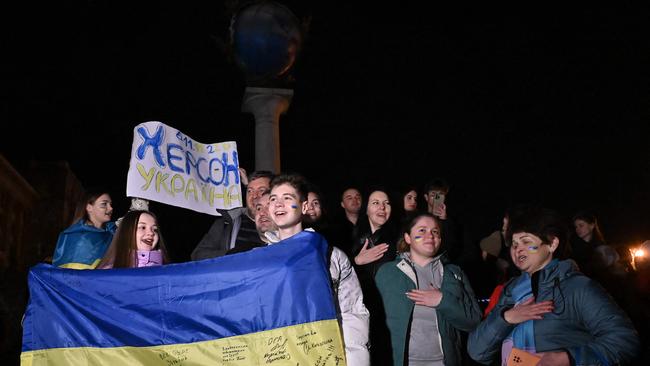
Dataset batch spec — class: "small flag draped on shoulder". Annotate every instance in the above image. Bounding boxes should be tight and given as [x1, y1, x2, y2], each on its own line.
[22, 231, 346, 366]
[51, 220, 116, 269]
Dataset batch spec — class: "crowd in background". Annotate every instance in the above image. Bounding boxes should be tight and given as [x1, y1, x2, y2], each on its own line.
[3, 169, 649, 365]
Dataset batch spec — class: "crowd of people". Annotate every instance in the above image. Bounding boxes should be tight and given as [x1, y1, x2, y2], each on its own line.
[45, 170, 648, 365]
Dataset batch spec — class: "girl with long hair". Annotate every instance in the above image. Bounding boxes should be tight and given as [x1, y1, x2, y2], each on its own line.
[98, 210, 169, 269]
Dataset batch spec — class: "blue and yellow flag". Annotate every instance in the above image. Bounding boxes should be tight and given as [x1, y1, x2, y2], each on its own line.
[22, 231, 346, 365]
[51, 220, 116, 269]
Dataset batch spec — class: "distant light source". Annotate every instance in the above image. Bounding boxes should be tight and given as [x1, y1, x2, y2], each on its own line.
[630, 245, 648, 271]
[633, 248, 645, 258]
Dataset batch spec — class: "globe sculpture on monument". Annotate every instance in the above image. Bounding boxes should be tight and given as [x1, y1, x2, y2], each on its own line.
[231, 0, 303, 173]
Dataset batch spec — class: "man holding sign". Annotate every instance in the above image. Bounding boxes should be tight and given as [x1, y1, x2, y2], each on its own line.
[192, 170, 274, 260]
[126, 121, 262, 260]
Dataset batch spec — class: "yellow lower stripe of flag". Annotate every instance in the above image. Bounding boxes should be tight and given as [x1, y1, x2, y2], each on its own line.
[57, 259, 102, 270]
[21, 319, 346, 366]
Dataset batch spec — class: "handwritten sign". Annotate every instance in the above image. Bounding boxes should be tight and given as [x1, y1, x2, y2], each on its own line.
[126, 121, 242, 215]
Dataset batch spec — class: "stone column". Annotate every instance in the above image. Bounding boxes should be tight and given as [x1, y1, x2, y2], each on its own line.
[241, 86, 294, 173]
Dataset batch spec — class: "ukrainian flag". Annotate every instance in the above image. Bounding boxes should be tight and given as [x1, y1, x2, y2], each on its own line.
[51, 220, 117, 269]
[22, 231, 346, 365]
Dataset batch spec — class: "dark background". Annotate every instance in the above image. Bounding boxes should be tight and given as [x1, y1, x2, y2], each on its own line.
[3, 2, 650, 262]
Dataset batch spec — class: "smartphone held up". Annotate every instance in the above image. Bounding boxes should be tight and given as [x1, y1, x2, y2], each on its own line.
[432, 192, 445, 213]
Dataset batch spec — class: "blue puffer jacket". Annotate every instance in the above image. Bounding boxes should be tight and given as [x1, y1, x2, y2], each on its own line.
[468, 259, 639, 365]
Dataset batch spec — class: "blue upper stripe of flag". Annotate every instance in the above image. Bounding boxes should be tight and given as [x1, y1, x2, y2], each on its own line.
[51, 220, 116, 267]
[22, 231, 335, 351]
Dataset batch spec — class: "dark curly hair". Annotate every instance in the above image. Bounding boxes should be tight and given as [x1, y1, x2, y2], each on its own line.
[506, 206, 569, 259]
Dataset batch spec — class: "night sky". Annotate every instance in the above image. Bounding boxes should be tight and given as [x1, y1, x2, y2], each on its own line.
[4, 2, 650, 261]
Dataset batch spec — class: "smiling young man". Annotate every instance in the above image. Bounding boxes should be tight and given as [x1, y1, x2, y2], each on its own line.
[266, 174, 370, 366]
[268, 176, 307, 240]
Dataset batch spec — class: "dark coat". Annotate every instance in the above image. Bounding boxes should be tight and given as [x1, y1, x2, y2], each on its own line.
[191, 207, 249, 260]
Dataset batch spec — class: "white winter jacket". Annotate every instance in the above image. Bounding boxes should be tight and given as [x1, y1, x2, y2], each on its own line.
[266, 230, 370, 365]
[329, 246, 371, 365]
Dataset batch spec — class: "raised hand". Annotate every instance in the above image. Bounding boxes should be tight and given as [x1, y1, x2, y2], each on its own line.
[406, 286, 443, 307]
[503, 297, 554, 324]
[239, 167, 249, 186]
[354, 239, 389, 265]
[433, 202, 447, 220]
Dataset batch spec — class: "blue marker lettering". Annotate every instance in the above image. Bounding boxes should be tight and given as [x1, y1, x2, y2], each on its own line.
[136, 125, 165, 168]
[185, 151, 208, 183]
[166, 144, 184, 173]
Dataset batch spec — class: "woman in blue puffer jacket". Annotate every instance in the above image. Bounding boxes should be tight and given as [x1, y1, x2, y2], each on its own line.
[468, 206, 639, 366]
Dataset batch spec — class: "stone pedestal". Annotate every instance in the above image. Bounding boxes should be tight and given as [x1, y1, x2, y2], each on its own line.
[241, 87, 293, 173]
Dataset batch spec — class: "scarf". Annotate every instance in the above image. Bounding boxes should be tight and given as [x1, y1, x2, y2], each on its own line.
[501, 271, 536, 365]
